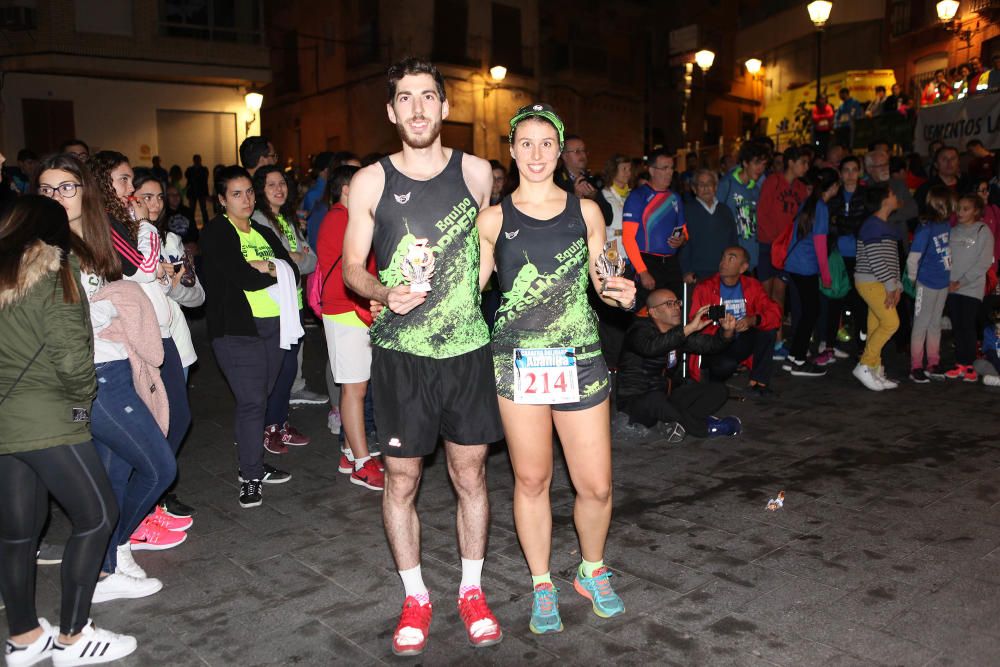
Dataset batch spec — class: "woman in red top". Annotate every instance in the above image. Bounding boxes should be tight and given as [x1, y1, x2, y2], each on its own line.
[811, 94, 834, 154]
[315, 164, 384, 491]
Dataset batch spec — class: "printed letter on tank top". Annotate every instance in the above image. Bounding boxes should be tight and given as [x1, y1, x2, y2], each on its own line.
[370, 150, 489, 358]
[491, 194, 600, 358]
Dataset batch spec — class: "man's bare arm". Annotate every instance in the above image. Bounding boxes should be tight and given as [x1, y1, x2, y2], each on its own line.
[343, 165, 390, 303]
[343, 162, 427, 315]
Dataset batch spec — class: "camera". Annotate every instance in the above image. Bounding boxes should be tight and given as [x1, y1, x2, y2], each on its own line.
[707, 305, 726, 322]
[579, 171, 604, 191]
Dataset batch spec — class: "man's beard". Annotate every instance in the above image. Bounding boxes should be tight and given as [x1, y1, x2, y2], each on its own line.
[395, 116, 441, 149]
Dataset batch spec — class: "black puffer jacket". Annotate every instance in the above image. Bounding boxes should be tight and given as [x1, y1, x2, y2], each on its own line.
[617, 317, 730, 398]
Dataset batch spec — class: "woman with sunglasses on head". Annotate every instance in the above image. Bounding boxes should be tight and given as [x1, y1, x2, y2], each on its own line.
[201, 166, 298, 508]
[35, 154, 179, 606]
[478, 104, 636, 635]
[0, 194, 138, 666]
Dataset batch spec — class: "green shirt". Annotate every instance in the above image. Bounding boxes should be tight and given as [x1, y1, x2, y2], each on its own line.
[230, 217, 279, 318]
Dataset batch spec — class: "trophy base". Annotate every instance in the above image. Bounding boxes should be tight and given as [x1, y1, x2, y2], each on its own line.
[409, 283, 432, 293]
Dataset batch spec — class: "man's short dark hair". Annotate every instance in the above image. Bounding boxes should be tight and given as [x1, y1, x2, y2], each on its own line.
[563, 134, 582, 144]
[59, 138, 89, 153]
[840, 154, 861, 170]
[647, 148, 672, 164]
[864, 182, 892, 211]
[875, 85, 886, 94]
[737, 141, 770, 166]
[783, 146, 806, 164]
[867, 139, 890, 152]
[725, 245, 750, 265]
[312, 151, 335, 173]
[967, 139, 984, 149]
[934, 145, 959, 163]
[239, 136, 271, 169]
[839, 87, 850, 96]
[387, 57, 446, 104]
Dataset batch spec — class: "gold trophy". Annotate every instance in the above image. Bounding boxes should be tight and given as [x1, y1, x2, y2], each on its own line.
[401, 239, 435, 292]
[596, 239, 626, 293]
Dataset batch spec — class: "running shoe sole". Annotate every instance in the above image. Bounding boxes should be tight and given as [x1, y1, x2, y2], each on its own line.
[239, 497, 262, 509]
[349, 476, 384, 491]
[529, 621, 563, 634]
[130, 532, 187, 551]
[468, 632, 503, 648]
[573, 577, 625, 619]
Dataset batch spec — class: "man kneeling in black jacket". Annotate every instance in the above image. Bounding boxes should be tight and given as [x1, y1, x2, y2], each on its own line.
[617, 289, 742, 443]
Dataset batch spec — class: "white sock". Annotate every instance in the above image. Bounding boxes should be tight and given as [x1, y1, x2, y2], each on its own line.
[399, 564, 429, 603]
[354, 455, 371, 471]
[459, 557, 484, 596]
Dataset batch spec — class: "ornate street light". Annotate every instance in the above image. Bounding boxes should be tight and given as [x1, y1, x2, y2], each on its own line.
[244, 92, 263, 136]
[489, 65, 507, 82]
[694, 49, 716, 73]
[807, 1, 833, 28]
[745, 58, 763, 77]
[936, 1, 960, 22]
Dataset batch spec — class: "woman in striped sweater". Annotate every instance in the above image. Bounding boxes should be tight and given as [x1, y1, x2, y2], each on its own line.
[852, 184, 902, 391]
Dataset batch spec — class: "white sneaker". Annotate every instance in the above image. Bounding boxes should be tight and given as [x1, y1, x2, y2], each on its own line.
[832, 347, 850, 359]
[984, 374, 1000, 387]
[91, 572, 162, 604]
[853, 363, 884, 391]
[114, 543, 146, 579]
[876, 366, 899, 389]
[51, 620, 137, 666]
[4, 617, 54, 667]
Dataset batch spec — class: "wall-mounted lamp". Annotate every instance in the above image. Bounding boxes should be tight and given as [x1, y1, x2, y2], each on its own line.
[245, 92, 263, 136]
[694, 49, 716, 73]
[745, 58, 763, 77]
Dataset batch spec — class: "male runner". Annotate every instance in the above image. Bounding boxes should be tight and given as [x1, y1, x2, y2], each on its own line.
[342, 57, 504, 657]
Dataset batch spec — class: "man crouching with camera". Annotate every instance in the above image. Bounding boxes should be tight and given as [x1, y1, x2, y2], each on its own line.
[690, 246, 782, 397]
[617, 289, 741, 444]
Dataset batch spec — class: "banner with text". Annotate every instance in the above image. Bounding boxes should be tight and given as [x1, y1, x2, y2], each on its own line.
[915, 94, 1000, 155]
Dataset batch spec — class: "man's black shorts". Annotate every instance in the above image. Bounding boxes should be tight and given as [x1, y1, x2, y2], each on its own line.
[371, 344, 504, 458]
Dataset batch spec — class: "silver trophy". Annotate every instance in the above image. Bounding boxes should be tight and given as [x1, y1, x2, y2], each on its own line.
[596, 239, 626, 293]
[400, 239, 435, 292]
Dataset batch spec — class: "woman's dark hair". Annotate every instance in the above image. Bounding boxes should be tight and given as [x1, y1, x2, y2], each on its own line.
[864, 182, 892, 212]
[215, 165, 253, 200]
[87, 150, 134, 237]
[325, 165, 360, 207]
[132, 168, 169, 239]
[603, 154, 631, 187]
[796, 167, 839, 238]
[34, 154, 122, 281]
[0, 195, 82, 304]
[252, 165, 297, 225]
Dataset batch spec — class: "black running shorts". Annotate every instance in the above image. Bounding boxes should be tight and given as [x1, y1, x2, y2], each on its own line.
[493, 345, 611, 412]
[371, 344, 504, 458]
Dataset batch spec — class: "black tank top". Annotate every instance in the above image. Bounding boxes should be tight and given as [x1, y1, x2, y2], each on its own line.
[491, 194, 599, 355]
[370, 149, 489, 358]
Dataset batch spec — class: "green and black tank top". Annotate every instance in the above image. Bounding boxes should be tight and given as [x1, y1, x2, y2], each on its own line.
[370, 149, 489, 358]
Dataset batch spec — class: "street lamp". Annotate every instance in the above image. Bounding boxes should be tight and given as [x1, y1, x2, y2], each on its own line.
[936, 0, 960, 22]
[745, 58, 763, 77]
[489, 65, 507, 82]
[244, 91, 263, 136]
[807, 1, 833, 106]
[695, 49, 716, 73]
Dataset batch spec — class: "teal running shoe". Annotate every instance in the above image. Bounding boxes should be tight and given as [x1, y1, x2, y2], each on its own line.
[573, 566, 624, 618]
[529, 584, 563, 634]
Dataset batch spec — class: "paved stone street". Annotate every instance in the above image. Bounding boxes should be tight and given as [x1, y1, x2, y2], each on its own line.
[8, 319, 1000, 666]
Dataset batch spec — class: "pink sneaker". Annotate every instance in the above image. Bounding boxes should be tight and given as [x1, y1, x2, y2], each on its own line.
[814, 350, 836, 366]
[145, 505, 193, 532]
[130, 520, 187, 551]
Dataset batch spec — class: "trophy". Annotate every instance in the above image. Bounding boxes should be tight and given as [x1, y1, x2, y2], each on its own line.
[401, 238, 435, 292]
[596, 239, 625, 293]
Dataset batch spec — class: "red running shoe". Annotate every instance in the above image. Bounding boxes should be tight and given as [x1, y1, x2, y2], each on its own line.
[146, 505, 193, 532]
[392, 596, 433, 656]
[263, 425, 288, 455]
[350, 458, 384, 491]
[280, 422, 310, 446]
[457, 588, 503, 648]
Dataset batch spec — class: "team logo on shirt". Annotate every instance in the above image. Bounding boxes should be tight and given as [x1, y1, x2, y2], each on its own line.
[505, 229, 520, 240]
[393, 192, 412, 204]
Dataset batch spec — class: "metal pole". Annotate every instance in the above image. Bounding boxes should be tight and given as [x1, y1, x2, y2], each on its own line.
[815, 28, 823, 105]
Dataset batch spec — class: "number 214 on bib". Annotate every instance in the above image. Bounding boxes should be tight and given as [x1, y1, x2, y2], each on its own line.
[513, 347, 580, 405]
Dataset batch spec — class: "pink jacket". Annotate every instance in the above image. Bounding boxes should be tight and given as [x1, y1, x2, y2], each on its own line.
[93, 280, 169, 435]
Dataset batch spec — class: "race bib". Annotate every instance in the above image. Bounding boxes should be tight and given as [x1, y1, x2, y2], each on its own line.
[513, 347, 580, 405]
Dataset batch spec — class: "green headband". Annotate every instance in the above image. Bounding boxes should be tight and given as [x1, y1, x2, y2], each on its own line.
[508, 104, 565, 150]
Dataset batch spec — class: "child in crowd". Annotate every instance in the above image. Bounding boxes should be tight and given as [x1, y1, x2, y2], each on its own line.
[907, 186, 953, 383]
[944, 194, 995, 382]
[976, 298, 1000, 386]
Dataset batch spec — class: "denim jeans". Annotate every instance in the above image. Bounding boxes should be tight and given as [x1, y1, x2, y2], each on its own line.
[265, 340, 299, 427]
[211, 317, 283, 480]
[91, 359, 176, 573]
[162, 337, 192, 455]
